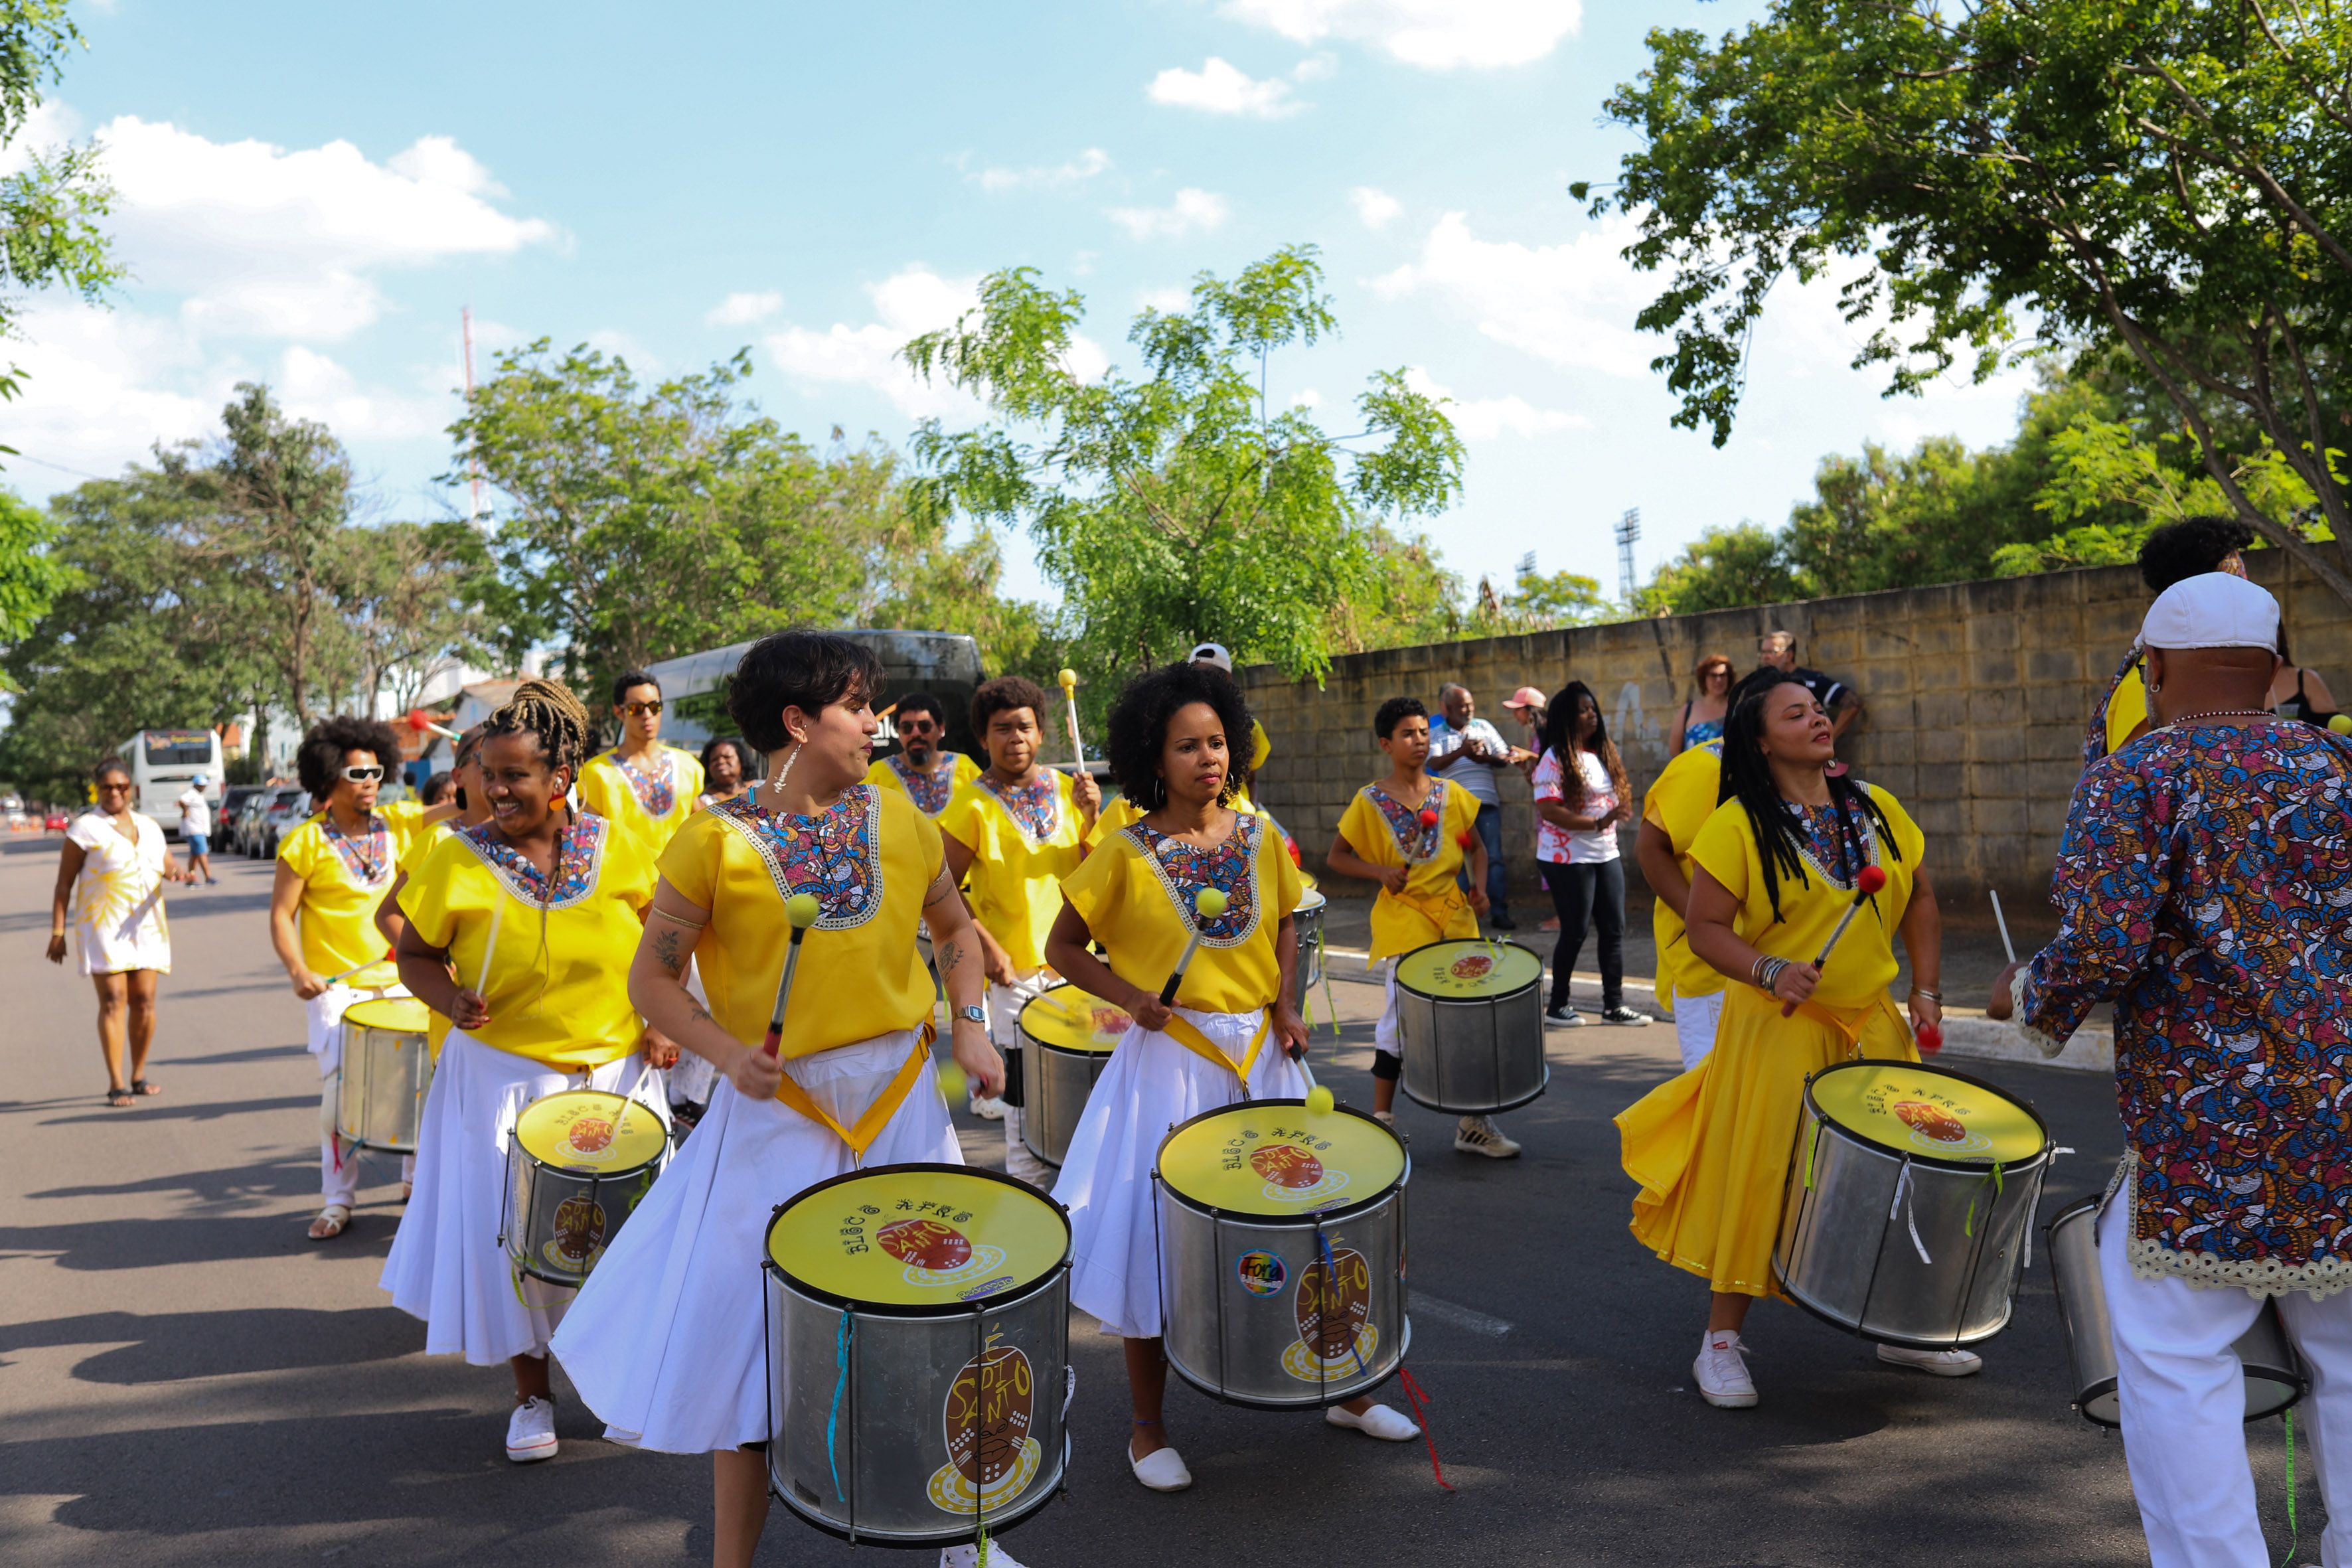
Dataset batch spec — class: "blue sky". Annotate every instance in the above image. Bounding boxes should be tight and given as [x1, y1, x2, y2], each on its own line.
[7, 0, 2036, 609]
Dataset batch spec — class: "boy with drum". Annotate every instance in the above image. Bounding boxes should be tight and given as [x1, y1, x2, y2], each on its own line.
[1325, 696, 1507, 1156]
[382, 680, 672, 1466]
[1047, 661, 1420, 1494]
[548, 631, 1011, 1568]
[937, 676, 1099, 1174]
[1616, 671, 1956, 1408]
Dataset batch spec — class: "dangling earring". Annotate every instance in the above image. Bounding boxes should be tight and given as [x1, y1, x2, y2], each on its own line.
[769, 740, 802, 794]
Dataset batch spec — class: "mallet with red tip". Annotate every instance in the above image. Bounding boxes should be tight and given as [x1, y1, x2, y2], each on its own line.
[404, 707, 461, 742]
[1778, 864, 1888, 1017]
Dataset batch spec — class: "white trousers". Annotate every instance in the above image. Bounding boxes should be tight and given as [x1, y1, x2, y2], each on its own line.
[1669, 989, 1723, 1072]
[988, 971, 1057, 1186]
[2099, 1198, 2352, 1567]
[1374, 959, 1401, 1056]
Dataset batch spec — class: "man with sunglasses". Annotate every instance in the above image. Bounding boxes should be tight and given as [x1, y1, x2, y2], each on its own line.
[579, 670, 705, 858]
[865, 691, 978, 817]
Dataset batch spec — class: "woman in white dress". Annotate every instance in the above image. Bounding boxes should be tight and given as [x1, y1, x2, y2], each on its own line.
[47, 757, 185, 1107]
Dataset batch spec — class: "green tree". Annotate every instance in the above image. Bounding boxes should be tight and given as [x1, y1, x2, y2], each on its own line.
[1327, 523, 1464, 652]
[1585, 0, 2352, 607]
[903, 244, 1465, 685]
[1637, 523, 1803, 615]
[0, 485, 66, 657]
[341, 518, 494, 714]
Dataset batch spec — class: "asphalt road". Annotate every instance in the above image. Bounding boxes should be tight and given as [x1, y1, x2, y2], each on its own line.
[1, 834, 2308, 1565]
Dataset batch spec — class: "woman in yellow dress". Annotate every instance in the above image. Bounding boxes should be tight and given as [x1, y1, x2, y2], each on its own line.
[549, 630, 1009, 1568]
[47, 757, 189, 1106]
[1616, 671, 1952, 1409]
[1047, 661, 1418, 1494]
[381, 680, 670, 1465]
[578, 668, 704, 856]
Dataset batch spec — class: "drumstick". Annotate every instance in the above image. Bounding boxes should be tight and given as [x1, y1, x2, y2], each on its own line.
[761, 893, 823, 1058]
[1058, 668, 1085, 772]
[1778, 864, 1887, 1018]
[1989, 889, 2017, 966]
[403, 707, 461, 742]
[325, 952, 394, 985]
[1159, 888, 1229, 1006]
[475, 894, 504, 997]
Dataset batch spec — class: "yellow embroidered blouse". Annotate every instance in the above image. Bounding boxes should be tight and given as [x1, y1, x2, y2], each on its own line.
[1640, 742, 1725, 1008]
[1336, 777, 1482, 963]
[865, 751, 979, 819]
[937, 769, 1085, 973]
[580, 744, 705, 857]
[1061, 810, 1304, 1014]
[278, 803, 426, 977]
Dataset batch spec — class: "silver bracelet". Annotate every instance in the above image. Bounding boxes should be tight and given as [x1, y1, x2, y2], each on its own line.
[1910, 986, 1942, 1002]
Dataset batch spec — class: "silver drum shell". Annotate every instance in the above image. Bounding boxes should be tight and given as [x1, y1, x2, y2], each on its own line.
[1292, 896, 1326, 1017]
[501, 1137, 663, 1289]
[336, 1014, 433, 1153]
[1153, 1105, 1411, 1409]
[2045, 1192, 2305, 1426]
[1394, 941, 1547, 1115]
[1019, 1038, 1110, 1169]
[1774, 1062, 2052, 1348]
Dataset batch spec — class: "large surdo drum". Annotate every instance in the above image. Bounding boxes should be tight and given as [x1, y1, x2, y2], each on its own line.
[336, 996, 434, 1153]
[1393, 938, 1547, 1115]
[501, 1089, 668, 1287]
[1775, 1059, 2053, 1348]
[1153, 1101, 1410, 1409]
[2045, 1193, 2304, 1426]
[763, 1165, 1072, 1547]
[1291, 890, 1328, 1017]
[1018, 984, 1131, 1168]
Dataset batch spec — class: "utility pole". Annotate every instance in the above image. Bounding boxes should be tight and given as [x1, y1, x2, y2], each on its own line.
[1615, 507, 1641, 603]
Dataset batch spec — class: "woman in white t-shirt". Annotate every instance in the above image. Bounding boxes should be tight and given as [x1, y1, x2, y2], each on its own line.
[46, 757, 187, 1105]
[1531, 682, 1648, 1028]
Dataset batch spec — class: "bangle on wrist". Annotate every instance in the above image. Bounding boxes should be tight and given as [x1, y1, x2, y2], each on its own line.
[1910, 986, 1942, 1002]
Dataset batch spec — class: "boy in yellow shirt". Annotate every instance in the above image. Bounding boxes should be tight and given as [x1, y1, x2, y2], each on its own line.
[1327, 697, 1512, 1157]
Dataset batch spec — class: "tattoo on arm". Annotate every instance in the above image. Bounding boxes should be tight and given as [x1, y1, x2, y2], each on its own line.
[936, 938, 963, 975]
[923, 868, 957, 907]
[687, 1002, 712, 1026]
[651, 927, 684, 975]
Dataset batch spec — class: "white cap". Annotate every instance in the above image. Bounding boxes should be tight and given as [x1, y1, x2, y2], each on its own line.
[1189, 641, 1233, 672]
[2140, 572, 2282, 651]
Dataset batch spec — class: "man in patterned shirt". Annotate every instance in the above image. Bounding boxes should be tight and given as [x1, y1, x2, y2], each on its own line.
[1992, 572, 2352, 1568]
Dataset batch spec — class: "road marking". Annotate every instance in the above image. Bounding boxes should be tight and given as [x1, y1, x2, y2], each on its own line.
[1413, 1293, 1513, 1338]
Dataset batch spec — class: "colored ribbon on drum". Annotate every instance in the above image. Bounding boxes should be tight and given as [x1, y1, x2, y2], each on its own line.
[771, 1022, 937, 1160]
[1160, 1010, 1272, 1091]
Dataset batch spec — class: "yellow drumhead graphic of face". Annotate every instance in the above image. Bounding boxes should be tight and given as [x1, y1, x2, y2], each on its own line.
[343, 996, 431, 1035]
[1019, 985, 1131, 1054]
[767, 1168, 1069, 1308]
[514, 1090, 668, 1173]
[1158, 1105, 1405, 1216]
[1811, 1063, 2045, 1164]
[1393, 939, 1542, 1000]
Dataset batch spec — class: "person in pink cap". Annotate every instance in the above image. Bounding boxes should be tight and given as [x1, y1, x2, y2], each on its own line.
[1500, 686, 1549, 782]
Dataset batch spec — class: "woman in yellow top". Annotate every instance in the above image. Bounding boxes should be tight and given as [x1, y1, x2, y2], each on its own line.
[1326, 696, 1504, 1154]
[864, 689, 979, 816]
[937, 675, 1099, 1174]
[549, 631, 1008, 1568]
[270, 714, 445, 1241]
[577, 668, 704, 856]
[1616, 671, 1952, 1410]
[380, 680, 668, 1465]
[374, 728, 493, 1064]
[1045, 662, 1417, 1494]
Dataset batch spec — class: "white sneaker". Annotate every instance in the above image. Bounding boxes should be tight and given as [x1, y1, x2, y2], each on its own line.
[1128, 1437, 1192, 1492]
[1877, 1343, 1983, 1377]
[1326, 1402, 1419, 1441]
[1693, 1330, 1758, 1408]
[505, 1396, 559, 1462]
[968, 1093, 1006, 1121]
[1454, 1115, 1521, 1158]
[939, 1544, 1028, 1568]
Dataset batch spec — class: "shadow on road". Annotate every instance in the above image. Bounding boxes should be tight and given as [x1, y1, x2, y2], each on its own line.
[0, 1308, 420, 1382]
[0, 1206, 402, 1270]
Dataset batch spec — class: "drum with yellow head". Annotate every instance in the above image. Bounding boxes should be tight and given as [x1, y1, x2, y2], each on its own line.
[500, 1088, 669, 1287]
[1016, 984, 1133, 1168]
[1393, 937, 1547, 1115]
[335, 996, 434, 1153]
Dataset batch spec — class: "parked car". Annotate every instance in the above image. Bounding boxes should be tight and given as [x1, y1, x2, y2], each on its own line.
[216, 784, 264, 852]
[236, 791, 274, 856]
[254, 787, 311, 858]
[43, 807, 68, 832]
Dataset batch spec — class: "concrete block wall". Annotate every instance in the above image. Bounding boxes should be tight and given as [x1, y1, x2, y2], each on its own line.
[1242, 550, 2349, 911]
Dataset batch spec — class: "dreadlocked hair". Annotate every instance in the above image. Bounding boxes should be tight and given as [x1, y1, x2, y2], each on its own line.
[483, 678, 593, 783]
[1715, 670, 1903, 925]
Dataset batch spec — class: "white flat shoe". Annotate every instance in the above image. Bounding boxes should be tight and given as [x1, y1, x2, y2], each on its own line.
[505, 1396, 558, 1463]
[1877, 1343, 1983, 1377]
[1129, 1441, 1192, 1492]
[1326, 1402, 1419, 1441]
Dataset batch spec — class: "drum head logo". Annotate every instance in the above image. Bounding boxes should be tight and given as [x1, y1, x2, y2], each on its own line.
[1283, 1245, 1378, 1382]
[544, 1193, 607, 1269]
[878, 1217, 1007, 1289]
[1447, 953, 1493, 981]
[1249, 1142, 1349, 1206]
[1235, 1249, 1287, 1297]
[927, 1337, 1043, 1515]
[1894, 1099, 1992, 1156]
[1089, 1005, 1133, 1041]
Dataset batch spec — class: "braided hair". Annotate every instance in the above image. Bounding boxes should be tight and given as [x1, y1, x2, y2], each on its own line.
[483, 678, 593, 787]
[1715, 670, 1903, 925]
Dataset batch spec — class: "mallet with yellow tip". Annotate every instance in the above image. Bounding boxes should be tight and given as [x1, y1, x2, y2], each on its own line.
[761, 892, 823, 1058]
[1160, 887, 1229, 1005]
[1058, 667, 1086, 773]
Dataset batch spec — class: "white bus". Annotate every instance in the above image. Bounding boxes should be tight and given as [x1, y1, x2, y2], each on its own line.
[119, 729, 224, 836]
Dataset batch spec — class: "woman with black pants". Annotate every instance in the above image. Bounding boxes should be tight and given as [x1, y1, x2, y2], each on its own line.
[1533, 682, 1648, 1027]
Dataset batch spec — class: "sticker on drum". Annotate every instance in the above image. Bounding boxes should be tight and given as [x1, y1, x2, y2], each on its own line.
[1158, 1105, 1406, 1217]
[513, 1091, 668, 1174]
[343, 996, 431, 1034]
[765, 1167, 1070, 1308]
[1018, 985, 1131, 1053]
[1810, 1063, 2045, 1164]
[1392, 939, 1542, 1000]
[1283, 1245, 1377, 1382]
[925, 1333, 1043, 1516]
[1235, 1249, 1287, 1296]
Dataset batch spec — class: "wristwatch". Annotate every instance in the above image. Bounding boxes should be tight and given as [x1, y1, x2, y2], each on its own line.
[956, 1004, 987, 1026]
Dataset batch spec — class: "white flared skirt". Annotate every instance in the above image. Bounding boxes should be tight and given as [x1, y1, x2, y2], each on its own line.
[379, 1030, 666, 1365]
[1051, 1008, 1307, 1339]
[548, 1030, 961, 1454]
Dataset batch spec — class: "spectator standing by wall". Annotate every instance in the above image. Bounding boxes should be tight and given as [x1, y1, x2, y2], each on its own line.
[1429, 682, 1528, 929]
[1756, 633, 1861, 741]
[1502, 688, 1549, 780]
[1672, 655, 1735, 755]
[1531, 682, 1648, 1028]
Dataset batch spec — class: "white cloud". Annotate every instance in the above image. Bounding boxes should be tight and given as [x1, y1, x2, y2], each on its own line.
[1404, 366, 1585, 439]
[1373, 210, 1656, 376]
[277, 345, 446, 441]
[765, 267, 984, 419]
[707, 291, 784, 327]
[1107, 188, 1230, 241]
[1349, 185, 1401, 228]
[3, 302, 239, 483]
[1220, 0, 1582, 69]
[1138, 285, 1192, 312]
[974, 147, 1113, 193]
[1148, 57, 1298, 118]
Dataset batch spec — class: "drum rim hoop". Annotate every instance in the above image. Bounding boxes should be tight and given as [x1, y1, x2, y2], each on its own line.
[762, 1159, 1073, 1316]
[512, 1087, 669, 1178]
[1390, 937, 1545, 1002]
[1802, 1056, 2055, 1173]
[343, 996, 431, 1030]
[1152, 1097, 1410, 1223]
[1021, 1032, 1120, 1058]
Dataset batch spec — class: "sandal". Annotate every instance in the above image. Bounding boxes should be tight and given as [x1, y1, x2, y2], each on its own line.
[131, 1077, 161, 1096]
[307, 1204, 352, 1241]
[106, 1086, 134, 1108]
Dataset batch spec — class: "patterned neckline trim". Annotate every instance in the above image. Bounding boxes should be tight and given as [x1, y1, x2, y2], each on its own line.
[1125, 812, 1265, 949]
[710, 783, 886, 929]
[458, 812, 608, 911]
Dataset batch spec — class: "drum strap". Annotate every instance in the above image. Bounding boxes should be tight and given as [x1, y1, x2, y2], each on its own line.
[771, 1022, 937, 1160]
[1390, 885, 1467, 943]
[1161, 1010, 1273, 1089]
